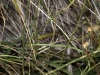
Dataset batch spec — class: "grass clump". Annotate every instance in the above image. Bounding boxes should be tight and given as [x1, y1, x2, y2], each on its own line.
[0, 0, 100, 75]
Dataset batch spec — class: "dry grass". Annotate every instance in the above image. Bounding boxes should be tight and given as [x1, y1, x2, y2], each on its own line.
[0, 0, 100, 75]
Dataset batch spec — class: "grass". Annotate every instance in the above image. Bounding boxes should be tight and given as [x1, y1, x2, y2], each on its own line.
[0, 0, 100, 75]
